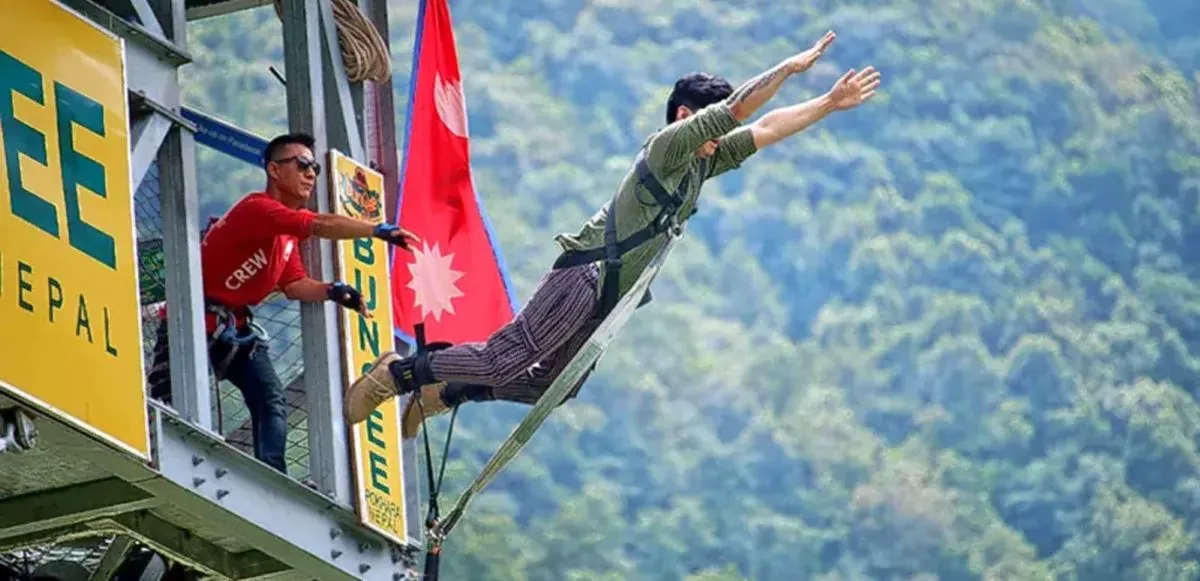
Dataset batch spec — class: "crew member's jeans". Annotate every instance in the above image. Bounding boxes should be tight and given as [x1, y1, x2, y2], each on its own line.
[147, 319, 288, 474]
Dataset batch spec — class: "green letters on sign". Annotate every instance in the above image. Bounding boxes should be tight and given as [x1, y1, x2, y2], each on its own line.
[55, 82, 116, 270]
[0, 50, 58, 238]
[0, 51, 118, 271]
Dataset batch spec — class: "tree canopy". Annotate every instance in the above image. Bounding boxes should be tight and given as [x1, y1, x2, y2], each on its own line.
[180, 0, 1200, 577]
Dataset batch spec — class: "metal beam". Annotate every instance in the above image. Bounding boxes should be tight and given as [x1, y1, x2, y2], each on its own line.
[158, 125, 213, 431]
[0, 396, 419, 579]
[58, 0, 190, 67]
[134, 0, 213, 433]
[127, 0, 165, 38]
[88, 535, 136, 581]
[150, 0, 186, 40]
[281, 0, 354, 506]
[129, 110, 173, 189]
[0, 478, 159, 540]
[184, 0, 272, 21]
[144, 406, 417, 581]
[0, 525, 120, 554]
[128, 84, 200, 189]
[131, 91, 199, 132]
[107, 512, 291, 580]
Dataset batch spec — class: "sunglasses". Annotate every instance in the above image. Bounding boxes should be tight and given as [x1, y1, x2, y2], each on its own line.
[271, 156, 322, 176]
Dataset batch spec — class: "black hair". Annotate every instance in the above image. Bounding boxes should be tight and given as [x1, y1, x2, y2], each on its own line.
[263, 132, 316, 167]
[665, 72, 734, 124]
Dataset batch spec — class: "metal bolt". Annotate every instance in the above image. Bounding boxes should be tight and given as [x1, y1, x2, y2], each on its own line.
[330, 528, 342, 539]
[192, 456, 204, 466]
[359, 564, 371, 574]
[331, 550, 342, 559]
[359, 542, 369, 553]
[215, 468, 228, 478]
[216, 489, 229, 500]
[192, 477, 206, 487]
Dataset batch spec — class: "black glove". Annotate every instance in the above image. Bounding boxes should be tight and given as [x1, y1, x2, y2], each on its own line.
[373, 224, 411, 248]
[327, 282, 363, 311]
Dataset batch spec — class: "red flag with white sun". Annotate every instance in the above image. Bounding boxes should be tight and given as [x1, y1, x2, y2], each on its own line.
[390, 0, 515, 345]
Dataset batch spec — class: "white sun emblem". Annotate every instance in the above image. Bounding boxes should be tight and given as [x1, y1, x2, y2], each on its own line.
[406, 241, 465, 322]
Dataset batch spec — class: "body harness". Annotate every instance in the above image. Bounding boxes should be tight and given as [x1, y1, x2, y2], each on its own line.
[205, 283, 362, 382]
[205, 301, 266, 381]
[415, 151, 708, 580]
[551, 150, 709, 318]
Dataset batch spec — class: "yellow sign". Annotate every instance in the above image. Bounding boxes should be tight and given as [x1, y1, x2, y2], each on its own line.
[0, 0, 148, 458]
[330, 149, 408, 543]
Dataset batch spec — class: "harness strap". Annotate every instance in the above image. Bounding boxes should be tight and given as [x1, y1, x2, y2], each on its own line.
[204, 299, 260, 380]
[551, 223, 661, 269]
[553, 152, 708, 318]
[412, 324, 457, 581]
[634, 151, 683, 210]
[598, 201, 623, 317]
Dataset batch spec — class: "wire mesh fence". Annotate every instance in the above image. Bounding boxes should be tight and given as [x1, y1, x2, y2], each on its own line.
[134, 158, 313, 481]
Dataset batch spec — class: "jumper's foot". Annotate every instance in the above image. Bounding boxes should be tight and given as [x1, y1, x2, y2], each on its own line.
[345, 351, 404, 424]
[402, 384, 450, 440]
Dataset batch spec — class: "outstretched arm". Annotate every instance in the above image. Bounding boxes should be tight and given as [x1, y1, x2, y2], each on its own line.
[240, 194, 420, 249]
[727, 30, 836, 122]
[750, 67, 881, 149]
[708, 66, 881, 177]
[310, 214, 420, 248]
[649, 31, 839, 173]
[310, 214, 374, 239]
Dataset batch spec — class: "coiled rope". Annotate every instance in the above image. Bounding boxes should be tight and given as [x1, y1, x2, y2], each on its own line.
[273, 0, 391, 83]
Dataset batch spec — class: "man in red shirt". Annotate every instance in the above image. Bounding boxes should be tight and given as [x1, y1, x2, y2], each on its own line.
[147, 133, 418, 474]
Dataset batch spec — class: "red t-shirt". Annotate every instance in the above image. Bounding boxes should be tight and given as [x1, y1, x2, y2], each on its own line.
[197, 192, 316, 331]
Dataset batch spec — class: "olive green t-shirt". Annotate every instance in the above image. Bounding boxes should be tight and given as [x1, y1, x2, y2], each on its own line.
[555, 101, 758, 299]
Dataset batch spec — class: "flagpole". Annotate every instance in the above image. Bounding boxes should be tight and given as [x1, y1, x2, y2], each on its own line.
[389, 0, 430, 350]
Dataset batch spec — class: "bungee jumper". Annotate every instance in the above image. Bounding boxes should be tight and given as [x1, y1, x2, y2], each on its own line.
[345, 30, 881, 434]
[345, 32, 881, 574]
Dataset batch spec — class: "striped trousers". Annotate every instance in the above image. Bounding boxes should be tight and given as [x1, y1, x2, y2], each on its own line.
[429, 262, 601, 405]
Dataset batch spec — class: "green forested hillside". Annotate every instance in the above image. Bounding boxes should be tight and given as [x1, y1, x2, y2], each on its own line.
[181, 0, 1200, 578]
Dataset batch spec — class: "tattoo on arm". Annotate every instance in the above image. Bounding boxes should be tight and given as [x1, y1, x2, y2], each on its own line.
[727, 62, 791, 108]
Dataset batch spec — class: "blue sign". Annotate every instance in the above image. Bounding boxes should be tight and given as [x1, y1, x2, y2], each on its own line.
[181, 107, 267, 167]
